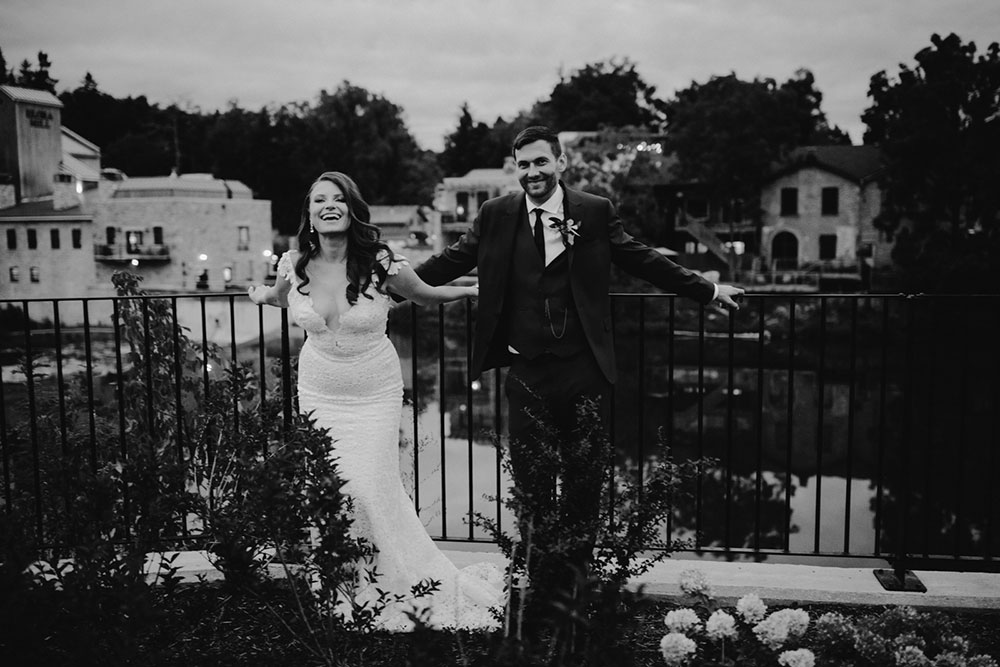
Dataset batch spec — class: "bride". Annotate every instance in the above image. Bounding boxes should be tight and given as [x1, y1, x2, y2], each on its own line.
[248, 171, 502, 631]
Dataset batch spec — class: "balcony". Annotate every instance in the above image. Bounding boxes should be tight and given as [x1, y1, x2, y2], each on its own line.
[94, 243, 172, 263]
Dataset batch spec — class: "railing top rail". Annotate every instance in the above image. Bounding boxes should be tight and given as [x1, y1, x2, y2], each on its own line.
[1, 291, 245, 305]
[607, 291, 1000, 300]
[3, 291, 999, 308]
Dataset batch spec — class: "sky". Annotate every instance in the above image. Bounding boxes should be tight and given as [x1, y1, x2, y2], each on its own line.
[2, 0, 998, 152]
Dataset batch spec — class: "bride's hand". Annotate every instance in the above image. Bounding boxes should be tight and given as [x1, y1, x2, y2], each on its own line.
[247, 284, 268, 305]
[466, 284, 479, 300]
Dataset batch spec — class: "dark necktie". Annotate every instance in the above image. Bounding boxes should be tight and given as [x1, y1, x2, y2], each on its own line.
[532, 208, 545, 260]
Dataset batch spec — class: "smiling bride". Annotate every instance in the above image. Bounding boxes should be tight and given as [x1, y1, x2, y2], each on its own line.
[248, 171, 501, 631]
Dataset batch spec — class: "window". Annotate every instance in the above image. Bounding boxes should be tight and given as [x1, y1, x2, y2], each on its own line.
[27, 229, 37, 249]
[819, 234, 837, 260]
[153, 226, 164, 245]
[821, 187, 839, 216]
[50, 229, 60, 249]
[780, 188, 798, 216]
[237, 226, 249, 251]
[476, 191, 489, 209]
[126, 230, 143, 253]
[106, 227, 117, 245]
[9, 266, 19, 282]
[72, 228, 82, 248]
[29, 267, 40, 283]
[455, 192, 469, 222]
[6, 229, 15, 250]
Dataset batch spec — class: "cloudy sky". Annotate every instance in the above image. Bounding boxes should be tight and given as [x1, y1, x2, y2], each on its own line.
[3, 0, 997, 151]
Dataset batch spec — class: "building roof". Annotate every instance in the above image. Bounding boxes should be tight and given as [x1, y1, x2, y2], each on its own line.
[369, 205, 419, 225]
[60, 153, 101, 183]
[443, 168, 519, 189]
[110, 173, 254, 199]
[0, 85, 63, 108]
[772, 145, 883, 183]
[0, 199, 91, 221]
[61, 126, 101, 155]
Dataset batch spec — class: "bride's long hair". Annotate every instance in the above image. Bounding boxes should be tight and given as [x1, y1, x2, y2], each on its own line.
[293, 172, 392, 304]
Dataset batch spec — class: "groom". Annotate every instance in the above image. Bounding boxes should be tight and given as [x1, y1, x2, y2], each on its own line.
[416, 126, 743, 584]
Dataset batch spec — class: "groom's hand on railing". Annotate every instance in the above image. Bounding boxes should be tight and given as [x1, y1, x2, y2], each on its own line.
[715, 284, 745, 311]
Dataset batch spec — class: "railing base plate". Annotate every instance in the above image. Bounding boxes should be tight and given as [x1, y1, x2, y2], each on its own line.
[873, 568, 927, 592]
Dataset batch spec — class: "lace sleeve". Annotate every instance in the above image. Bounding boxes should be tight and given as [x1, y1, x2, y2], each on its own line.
[376, 249, 409, 277]
[277, 251, 297, 281]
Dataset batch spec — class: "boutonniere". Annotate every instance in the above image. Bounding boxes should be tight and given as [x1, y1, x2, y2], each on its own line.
[548, 216, 581, 247]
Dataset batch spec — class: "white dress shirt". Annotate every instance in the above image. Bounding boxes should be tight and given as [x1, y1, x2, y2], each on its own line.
[527, 187, 567, 267]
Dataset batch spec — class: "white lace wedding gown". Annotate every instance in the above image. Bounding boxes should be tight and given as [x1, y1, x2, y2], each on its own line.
[278, 250, 503, 631]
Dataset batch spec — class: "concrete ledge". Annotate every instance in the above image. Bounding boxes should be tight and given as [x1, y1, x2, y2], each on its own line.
[139, 548, 1000, 612]
[629, 558, 1000, 611]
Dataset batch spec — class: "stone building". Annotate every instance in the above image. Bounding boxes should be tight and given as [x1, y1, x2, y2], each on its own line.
[0, 85, 97, 300]
[758, 146, 892, 289]
[0, 84, 273, 299]
[93, 173, 271, 292]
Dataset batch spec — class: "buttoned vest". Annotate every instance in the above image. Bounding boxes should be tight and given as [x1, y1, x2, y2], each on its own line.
[505, 216, 588, 359]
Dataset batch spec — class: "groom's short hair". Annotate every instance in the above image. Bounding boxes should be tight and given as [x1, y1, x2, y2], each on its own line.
[512, 126, 563, 158]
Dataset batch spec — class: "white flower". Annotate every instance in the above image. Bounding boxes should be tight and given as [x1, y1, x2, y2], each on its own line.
[736, 593, 768, 623]
[705, 610, 737, 640]
[753, 608, 810, 650]
[678, 569, 713, 598]
[664, 608, 702, 634]
[659, 632, 697, 666]
[778, 648, 816, 667]
[894, 645, 932, 667]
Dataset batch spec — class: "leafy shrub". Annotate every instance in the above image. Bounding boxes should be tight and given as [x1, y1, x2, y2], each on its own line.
[654, 569, 999, 666]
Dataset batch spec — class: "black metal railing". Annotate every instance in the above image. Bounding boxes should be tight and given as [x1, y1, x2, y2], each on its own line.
[1, 291, 998, 573]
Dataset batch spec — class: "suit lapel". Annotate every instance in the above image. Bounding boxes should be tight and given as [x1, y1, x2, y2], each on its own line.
[562, 183, 583, 274]
[484, 193, 525, 307]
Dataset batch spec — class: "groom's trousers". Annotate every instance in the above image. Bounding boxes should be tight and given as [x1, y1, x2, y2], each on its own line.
[504, 348, 612, 599]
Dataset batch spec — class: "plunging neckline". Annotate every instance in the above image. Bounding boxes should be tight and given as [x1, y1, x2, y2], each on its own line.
[302, 261, 353, 332]
[302, 289, 353, 333]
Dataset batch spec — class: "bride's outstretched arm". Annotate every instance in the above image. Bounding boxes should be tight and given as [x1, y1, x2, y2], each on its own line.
[247, 273, 292, 308]
[385, 263, 477, 306]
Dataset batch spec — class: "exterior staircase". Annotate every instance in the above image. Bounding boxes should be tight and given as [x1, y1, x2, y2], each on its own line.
[677, 217, 734, 268]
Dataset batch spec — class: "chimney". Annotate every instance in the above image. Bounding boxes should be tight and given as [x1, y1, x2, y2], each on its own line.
[0, 183, 15, 209]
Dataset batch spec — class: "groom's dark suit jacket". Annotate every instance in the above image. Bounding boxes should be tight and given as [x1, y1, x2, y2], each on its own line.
[416, 184, 716, 384]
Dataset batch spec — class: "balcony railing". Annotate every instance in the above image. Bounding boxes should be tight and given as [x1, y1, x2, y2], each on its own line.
[2, 291, 999, 574]
[94, 243, 171, 262]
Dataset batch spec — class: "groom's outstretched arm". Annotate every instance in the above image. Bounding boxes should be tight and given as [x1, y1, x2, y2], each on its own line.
[415, 213, 482, 287]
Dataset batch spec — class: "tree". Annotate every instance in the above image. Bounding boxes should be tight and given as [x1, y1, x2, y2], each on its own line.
[862, 33, 1000, 292]
[531, 58, 667, 131]
[12, 51, 58, 93]
[0, 46, 10, 85]
[439, 103, 498, 176]
[663, 69, 849, 227]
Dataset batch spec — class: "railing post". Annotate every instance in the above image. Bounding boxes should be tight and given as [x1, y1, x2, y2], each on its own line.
[874, 294, 926, 592]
